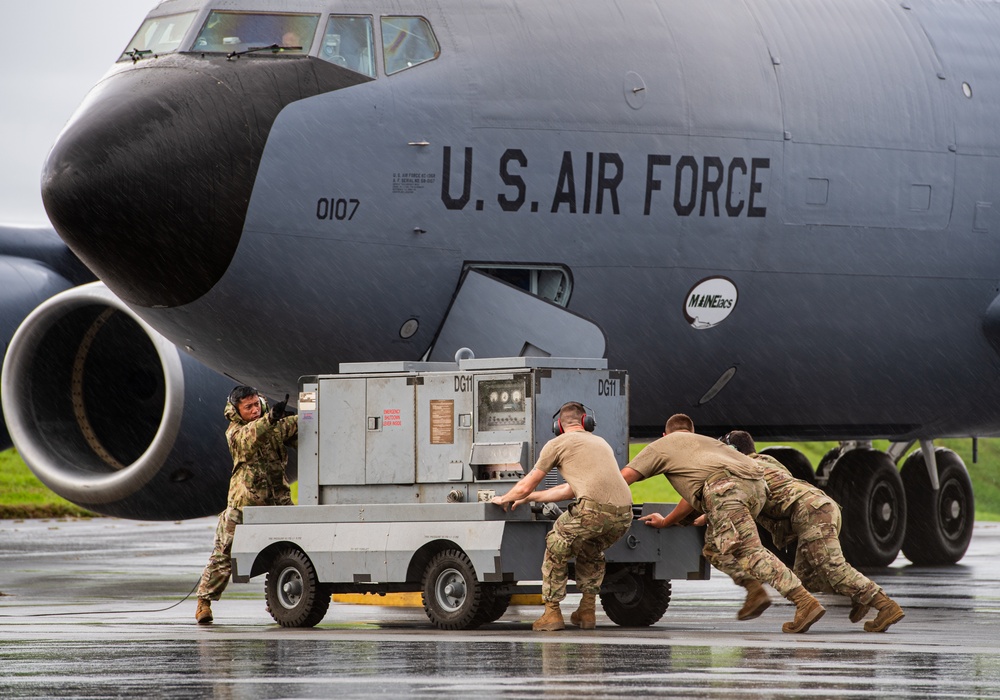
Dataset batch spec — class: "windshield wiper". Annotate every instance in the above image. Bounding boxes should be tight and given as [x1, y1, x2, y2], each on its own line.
[226, 43, 302, 60]
[124, 48, 153, 64]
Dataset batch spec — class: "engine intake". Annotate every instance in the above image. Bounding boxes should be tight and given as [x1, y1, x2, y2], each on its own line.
[1, 283, 234, 519]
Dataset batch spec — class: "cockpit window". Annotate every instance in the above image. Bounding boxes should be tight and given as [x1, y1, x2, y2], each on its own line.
[319, 16, 375, 77]
[381, 17, 439, 75]
[118, 11, 197, 62]
[193, 11, 320, 55]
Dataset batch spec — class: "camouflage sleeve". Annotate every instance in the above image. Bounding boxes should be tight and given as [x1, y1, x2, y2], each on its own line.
[753, 453, 791, 475]
[278, 414, 298, 448]
[230, 413, 292, 449]
[249, 415, 280, 441]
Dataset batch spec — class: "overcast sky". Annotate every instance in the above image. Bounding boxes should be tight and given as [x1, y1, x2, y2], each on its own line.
[0, 1, 157, 226]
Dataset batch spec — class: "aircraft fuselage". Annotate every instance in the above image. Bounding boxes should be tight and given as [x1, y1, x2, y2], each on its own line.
[41, 0, 1000, 440]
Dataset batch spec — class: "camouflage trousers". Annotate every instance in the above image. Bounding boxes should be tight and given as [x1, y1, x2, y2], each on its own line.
[788, 495, 880, 604]
[541, 499, 633, 602]
[701, 475, 801, 596]
[196, 506, 243, 601]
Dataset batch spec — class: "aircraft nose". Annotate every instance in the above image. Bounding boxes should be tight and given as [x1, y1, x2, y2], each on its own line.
[42, 54, 366, 308]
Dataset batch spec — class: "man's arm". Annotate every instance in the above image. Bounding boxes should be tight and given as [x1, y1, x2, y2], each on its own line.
[277, 414, 298, 448]
[621, 466, 644, 485]
[491, 468, 547, 511]
[511, 481, 576, 509]
[638, 498, 696, 528]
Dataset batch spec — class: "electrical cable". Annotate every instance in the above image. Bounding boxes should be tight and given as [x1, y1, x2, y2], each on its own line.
[0, 577, 201, 618]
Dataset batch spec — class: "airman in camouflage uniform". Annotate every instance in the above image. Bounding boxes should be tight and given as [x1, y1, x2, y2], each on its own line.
[622, 414, 826, 634]
[714, 430, 905, 633]
[195, 386, 298, 624]
[493, 402, 633, 631]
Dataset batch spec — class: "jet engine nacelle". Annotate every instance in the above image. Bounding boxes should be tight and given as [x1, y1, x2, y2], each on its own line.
[0, 224, 97, 450]
[2, 282, 235, 519]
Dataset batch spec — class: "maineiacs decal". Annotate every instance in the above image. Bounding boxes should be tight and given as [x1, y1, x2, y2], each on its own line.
[684, 277, 738, 329]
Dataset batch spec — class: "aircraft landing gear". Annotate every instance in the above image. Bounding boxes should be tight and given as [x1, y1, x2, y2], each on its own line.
[824, 449, 906, 567]
[783, 442, 972, 567]
[900, 447, 975, 565]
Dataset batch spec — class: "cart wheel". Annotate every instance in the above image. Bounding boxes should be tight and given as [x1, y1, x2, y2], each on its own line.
[600, 566, 671, 627]
[421, 548, 490, 630]
[264, 547, 331, 628]
[482, 589, 512, 624]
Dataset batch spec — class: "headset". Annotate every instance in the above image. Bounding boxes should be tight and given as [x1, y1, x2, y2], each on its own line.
[552, 401, 596, 435]
[228, 385, 260, 408]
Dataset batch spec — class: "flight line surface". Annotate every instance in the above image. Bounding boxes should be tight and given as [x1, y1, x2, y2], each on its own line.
[1, 516, 999, 698]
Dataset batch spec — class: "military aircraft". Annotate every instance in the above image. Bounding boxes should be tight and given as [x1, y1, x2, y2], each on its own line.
[4, 0, 998, 566]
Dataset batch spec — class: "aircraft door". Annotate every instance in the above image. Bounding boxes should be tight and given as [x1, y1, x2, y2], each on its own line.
[427, 270, 606, 362]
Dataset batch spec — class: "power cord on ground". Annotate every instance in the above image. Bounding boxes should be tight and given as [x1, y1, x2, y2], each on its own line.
[0, 577, 200, 617]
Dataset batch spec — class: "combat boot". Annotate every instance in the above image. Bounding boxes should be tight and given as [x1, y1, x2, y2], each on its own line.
[532, 602, 565, 631]
[737, 580, 771, 621]
[195, 598, 213, 624]
[864, 592, 904, 632]
[570, 593, 597, 629]
[849, 597, 871, 623]
[781, 585, 825, 633]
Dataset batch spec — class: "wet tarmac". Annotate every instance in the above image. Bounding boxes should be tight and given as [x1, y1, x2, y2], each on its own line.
[2, 517, 999, 698]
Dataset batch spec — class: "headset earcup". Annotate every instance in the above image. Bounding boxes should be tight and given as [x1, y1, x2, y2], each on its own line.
[582, 413, 596, 432]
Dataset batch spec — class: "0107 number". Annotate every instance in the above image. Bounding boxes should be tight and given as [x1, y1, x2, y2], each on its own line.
[316, 198, 360, 221]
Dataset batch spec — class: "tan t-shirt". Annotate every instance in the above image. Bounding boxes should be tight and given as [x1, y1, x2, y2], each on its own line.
[626, 432, 764, 511]
[533, 430, 632, 507]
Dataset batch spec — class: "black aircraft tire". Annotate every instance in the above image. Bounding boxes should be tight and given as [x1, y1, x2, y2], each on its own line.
[901, 448, 974, 565]
[599, 568, 671, 627]
[826, 450, 906, 568]
[264, 547, 332, 628]
[759, 446, 817, 485]
[421, 549, 489, 630]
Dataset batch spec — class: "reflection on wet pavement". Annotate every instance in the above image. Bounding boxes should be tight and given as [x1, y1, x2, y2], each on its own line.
[2, 518, 1000, 698]
[5, 638, 1000, 698]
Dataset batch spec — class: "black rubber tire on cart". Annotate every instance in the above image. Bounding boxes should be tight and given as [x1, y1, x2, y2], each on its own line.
[264, 547, 332, 628]
[481, 590, 512, 623]
[421, 548, 492, 630]
[599, 566, 672, 627]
